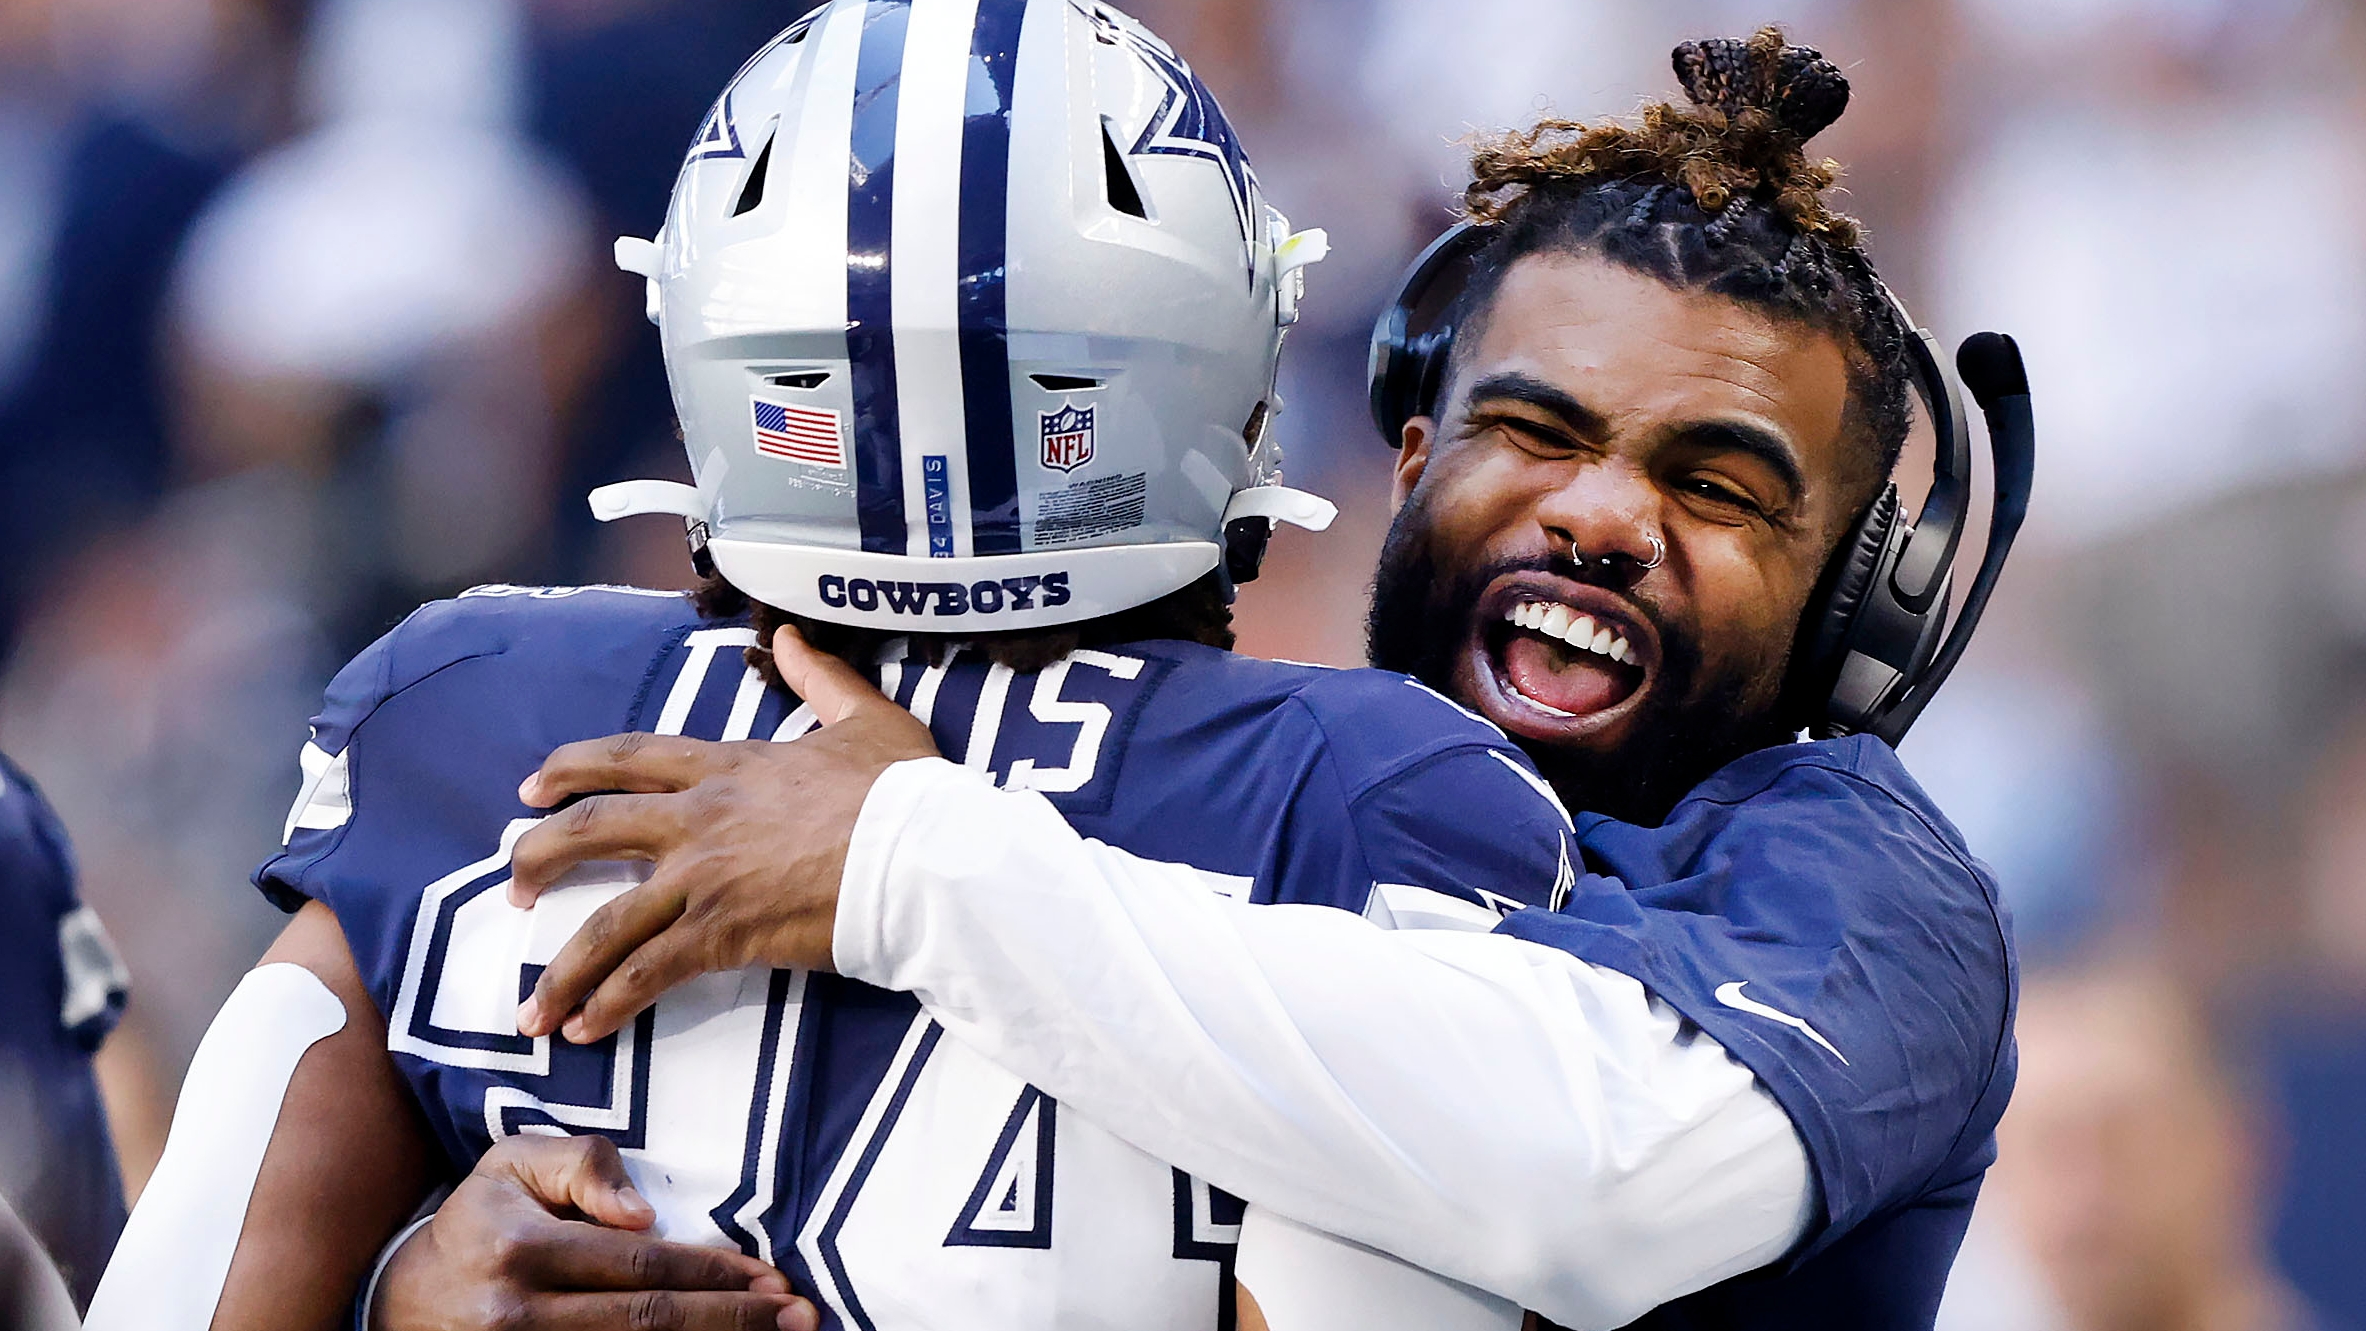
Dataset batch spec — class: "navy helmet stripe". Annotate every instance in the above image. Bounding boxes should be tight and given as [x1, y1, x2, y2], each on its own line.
[956, 0, 1027, 555]
[846, 0, 913, 555]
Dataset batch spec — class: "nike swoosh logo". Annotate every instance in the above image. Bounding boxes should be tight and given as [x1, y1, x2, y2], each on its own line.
[1715, 982, 1849, 1066]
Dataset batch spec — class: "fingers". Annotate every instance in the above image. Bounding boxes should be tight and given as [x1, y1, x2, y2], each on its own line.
[560, 928, 702, 1045]
[521, 732, 755, 808]
[501, 1219, 779, 1295]
[517, 875, 688, 1039]
[421, 1135, 821, 1331]
[772, 627, 939, 758]
[509, 793, 687, 903]
[504, 1289, 816, 1331]
[478, 1133, 655, 1230]
[771, 625, 892, 726]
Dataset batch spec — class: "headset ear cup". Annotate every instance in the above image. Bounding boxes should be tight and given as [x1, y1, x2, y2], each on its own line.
[1791, 485, 1899, 723]
[1373, 328, 1444, 447]
[1370, 223, 1488, 447]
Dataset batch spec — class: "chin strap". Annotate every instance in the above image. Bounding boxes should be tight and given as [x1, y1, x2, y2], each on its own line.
[589, 480, 704, 523]
[1273, 226, 1331, 327]
[614, 236, 663, 325]
[1223, 485, 1337, 533]
[1220, 485, 1338, 591]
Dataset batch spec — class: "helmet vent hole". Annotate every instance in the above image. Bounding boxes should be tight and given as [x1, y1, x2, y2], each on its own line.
[1101, 118, 1149, 219]
[1030, 373, 1103, 392]
[1242, 400, 1271, 454]
[732, 129, 777, 218]
[767, 371, 831, 390]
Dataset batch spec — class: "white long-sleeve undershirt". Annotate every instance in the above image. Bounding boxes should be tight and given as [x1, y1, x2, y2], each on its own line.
[832, 758, 1815, 1330]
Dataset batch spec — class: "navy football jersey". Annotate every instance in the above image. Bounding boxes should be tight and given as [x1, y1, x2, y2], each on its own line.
[1504, 737, 2018, 1330]
[0, 752, 129, 1309]
[254, 586, 1575, 1330]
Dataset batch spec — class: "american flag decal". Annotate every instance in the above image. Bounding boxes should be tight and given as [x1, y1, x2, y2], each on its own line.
[751, 398, 847, 468]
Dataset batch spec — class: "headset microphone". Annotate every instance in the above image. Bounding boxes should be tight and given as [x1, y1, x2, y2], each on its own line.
[1866, 333, 2034, 743]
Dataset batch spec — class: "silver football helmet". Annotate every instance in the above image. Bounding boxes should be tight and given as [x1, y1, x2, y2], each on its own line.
[594, 0, 1332, 631]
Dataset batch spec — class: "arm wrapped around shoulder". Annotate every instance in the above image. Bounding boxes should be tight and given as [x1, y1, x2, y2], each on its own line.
[835, 756, 1815, 1328]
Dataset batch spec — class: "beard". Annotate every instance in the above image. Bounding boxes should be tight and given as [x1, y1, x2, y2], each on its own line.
[1366, 489, 1795, 826]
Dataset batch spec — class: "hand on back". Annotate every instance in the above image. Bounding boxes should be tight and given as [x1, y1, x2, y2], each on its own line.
[371, 1133, 816, 1331]
[507, 626, 938, 1046]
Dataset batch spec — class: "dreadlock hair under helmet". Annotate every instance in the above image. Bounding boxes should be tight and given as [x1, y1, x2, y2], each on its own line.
[1446, 28, 1916, 500]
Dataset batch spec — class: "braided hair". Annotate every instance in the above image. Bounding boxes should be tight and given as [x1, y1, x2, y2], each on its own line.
[1448, 28, 1915, 494]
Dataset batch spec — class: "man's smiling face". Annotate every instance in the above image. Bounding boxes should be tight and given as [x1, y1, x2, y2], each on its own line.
[1369, 252, 1875, 822]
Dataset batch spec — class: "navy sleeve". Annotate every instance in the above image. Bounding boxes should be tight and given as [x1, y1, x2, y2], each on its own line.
[1493, 738, 2016, 1262]
[1266, 673, 1574, 918]
[1625, 1174, 1987, 1330]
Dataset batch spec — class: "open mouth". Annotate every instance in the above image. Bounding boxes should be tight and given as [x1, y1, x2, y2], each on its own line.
[1467, 582, 1656, 742]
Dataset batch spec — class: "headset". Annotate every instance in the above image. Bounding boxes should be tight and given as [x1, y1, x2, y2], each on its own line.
[1367, 222, 2036, 746]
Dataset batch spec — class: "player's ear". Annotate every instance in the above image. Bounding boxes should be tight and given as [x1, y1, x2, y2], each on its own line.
[1392, 417, 1437, 509]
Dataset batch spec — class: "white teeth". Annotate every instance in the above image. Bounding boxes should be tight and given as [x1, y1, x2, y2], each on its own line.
[1508, 678, 1578, 717]
[1505, 598, 1639, 667]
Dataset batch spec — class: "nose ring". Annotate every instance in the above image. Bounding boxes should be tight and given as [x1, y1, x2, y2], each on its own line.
[1638, 534, 1666, 570]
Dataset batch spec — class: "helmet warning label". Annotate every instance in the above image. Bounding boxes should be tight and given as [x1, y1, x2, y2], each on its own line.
[1034, 473, 1147, 546]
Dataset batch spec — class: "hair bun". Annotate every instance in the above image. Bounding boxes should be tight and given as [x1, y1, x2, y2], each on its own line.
[1672, 28, 1849, 143]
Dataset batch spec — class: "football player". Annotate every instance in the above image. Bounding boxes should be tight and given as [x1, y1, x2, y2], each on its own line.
[87, 4, 1808, 1329]
[408, 27, 2026, 1331]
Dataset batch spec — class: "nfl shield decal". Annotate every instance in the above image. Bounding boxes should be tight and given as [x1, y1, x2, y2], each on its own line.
[1040, 404, 1095, 473]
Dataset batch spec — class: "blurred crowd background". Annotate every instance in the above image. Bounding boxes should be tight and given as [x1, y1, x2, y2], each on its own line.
[2, 0, 2362, 1325]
